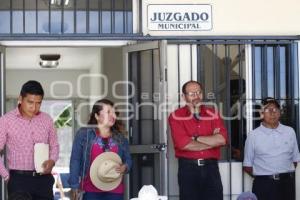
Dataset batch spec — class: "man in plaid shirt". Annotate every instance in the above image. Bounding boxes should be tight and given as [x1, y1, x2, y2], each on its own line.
[0, 80, 59, 200]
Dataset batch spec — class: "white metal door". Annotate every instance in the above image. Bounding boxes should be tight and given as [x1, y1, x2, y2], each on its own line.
[123, 41, 168, 199]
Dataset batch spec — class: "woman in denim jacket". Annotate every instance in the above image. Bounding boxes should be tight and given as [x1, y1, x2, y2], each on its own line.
[68, 99, 132, 200]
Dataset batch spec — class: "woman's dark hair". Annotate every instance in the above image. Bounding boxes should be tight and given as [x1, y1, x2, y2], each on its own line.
[88, 99, 114, 125]
[20, 80, 44, 98]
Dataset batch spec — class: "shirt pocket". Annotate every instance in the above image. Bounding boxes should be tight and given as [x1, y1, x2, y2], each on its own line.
[279, 138, 293, 153]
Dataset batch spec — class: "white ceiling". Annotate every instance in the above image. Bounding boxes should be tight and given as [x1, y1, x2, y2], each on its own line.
[6, 47, 101, 70]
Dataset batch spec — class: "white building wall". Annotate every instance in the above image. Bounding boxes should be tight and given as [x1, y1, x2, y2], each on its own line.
[88, 48, 103, 106]
[102, 48, 125, 103]
[6, 69, 89, 98]
[143, 0, 300, 36]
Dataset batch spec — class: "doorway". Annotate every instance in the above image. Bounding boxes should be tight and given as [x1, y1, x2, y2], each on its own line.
[1, 42, 168, 200]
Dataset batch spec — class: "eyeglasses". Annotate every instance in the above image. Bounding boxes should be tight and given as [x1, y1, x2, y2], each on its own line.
[185, 91, 202, 97]
[264, 108, 280, 113]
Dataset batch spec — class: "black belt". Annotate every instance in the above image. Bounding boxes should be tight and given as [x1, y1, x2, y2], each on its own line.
[255, 172, 295, 181]
[179, 158, 218, 166]
[10, 170, 43, 177]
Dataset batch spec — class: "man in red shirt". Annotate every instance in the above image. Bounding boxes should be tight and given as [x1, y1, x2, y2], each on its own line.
[168, 80, 228, 200]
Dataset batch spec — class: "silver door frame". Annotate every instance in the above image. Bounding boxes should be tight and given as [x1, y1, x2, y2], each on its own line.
[123, 40, 168, 197]
[0, 45, 6, 200]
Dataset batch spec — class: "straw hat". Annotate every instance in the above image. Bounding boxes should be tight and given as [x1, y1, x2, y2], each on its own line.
[89, 152, 123, 191]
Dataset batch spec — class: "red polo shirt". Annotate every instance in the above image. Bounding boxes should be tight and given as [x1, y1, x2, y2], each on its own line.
[168, 105, 228, 160]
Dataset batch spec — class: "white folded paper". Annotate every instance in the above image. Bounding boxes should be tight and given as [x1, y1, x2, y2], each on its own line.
[34, 143, 49, 173]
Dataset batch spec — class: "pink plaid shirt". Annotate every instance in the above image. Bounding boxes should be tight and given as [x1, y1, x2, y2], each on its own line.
[0, 107, 59, 179]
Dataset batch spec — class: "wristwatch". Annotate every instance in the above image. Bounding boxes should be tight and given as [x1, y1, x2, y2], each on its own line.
[193, 135, 199, 141]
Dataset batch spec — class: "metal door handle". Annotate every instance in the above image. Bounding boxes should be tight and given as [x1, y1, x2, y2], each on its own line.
[151, 143, 167, 151]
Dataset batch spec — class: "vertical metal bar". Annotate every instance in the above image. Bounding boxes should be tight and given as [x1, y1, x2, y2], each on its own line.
[74, 0, 77, 33]
[262, 44, 268, 98]
[151, 50, 155, 144]
[238, 44, 245, 192]
[238, 44, 244, 157]
[274, 45, 280, 99]
[294, 42, 299, 99]
[10, 0, 12, 34]
[288, 44, 296, 130]
[197, 44, 205, 95]
[126, 0, 129, 33]
[259, 45, 264, 99]
[123, 0, 126, 33]
[98, 0, 102, 33]
[111, 0, 115, 33]
[36, 0, 38, 33]
[139, 0, 142, 34]
[289, 43, 294, 99]
[158, 40, 168, 196]
[216, 44, 219, 103]
[23, 0, 25, 33]
[177, 45, 180, 107]
[61, 0, 65, 34]
[238, 44, 244, 99]
[86, 0, 90, 33]
[190, 45, 193, 80]
[212, 44, 217, 102]
[225, 44, 232, 198]
[48, 0, 51, 34]
[137, 52, 141, 144]
[197, 44, 201, 83]
[225, 44, 231, 136]
[252, 45, 256, 100]
[71, 99, 76, 141]
[128, 52, 132, 140]
[246, 43, 254, 145]
[131, 52, 138, 144]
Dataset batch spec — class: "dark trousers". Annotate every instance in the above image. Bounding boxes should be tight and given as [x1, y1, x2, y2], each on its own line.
[252, 175, 295, 200]
[8, 172, 55, 200]
[178, 159, 223, 200]
[83, 192, 123, 200]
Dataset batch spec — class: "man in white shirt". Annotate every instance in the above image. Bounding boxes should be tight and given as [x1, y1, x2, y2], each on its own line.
[243, 97, 300, 200]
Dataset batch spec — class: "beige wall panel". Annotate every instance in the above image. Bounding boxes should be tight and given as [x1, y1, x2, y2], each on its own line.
[143, 0, 300, 36]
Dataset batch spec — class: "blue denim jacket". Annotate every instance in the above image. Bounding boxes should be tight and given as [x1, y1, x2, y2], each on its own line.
[68, 127, 132, 189]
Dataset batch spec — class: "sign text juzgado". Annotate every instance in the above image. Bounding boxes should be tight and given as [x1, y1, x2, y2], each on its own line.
[147, 4, 212, 31]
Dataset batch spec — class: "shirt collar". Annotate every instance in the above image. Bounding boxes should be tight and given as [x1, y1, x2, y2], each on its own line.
[14, 106, 41, 119]
[183, 105, 206, 116]
[14, 107, 23, 117]
[260, 123, 284, 134]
